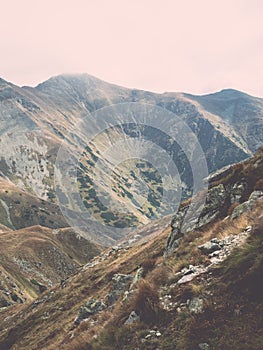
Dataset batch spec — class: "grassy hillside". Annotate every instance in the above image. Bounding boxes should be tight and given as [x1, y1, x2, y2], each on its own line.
[0, 151, 262, 350]
[0, 225, 102, 309]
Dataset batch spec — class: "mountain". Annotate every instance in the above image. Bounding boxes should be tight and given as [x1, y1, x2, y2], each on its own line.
[0, 149, 262, 350]
[0, 74, 262, 241]
[0, 225, 102, 307]
[0, 74, 262, 349]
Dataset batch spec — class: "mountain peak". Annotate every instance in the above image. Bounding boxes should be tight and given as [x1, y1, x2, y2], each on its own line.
[205, 88, 252, 99]
[35, 73, 101, 89]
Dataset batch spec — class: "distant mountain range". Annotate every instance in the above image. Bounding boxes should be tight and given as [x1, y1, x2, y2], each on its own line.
[0, 74, 262, 235]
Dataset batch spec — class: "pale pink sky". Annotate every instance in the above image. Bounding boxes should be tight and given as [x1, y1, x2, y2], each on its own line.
[1, 0, 262, 96]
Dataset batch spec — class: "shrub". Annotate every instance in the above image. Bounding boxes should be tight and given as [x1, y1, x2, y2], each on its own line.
[148, 265, 169, 286]
[130, 279, 160, 324]
[141, 258, 156, 275]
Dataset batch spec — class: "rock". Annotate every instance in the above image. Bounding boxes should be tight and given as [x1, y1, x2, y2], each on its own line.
[166, 184, 228, 255]
[32, 291, 54, 309]
[74, 299, 106, 325]
[166, 209, 187, 254]
[229, 182, 246, 203]
[232, 190, 263, 219]
[188, 298, 204, 314]
[165, 178, 260, 255]
[124, 311, 140, 325]
[248, 190, 263, 203]
[144, 329, 162, 339]
[198, 343, 210, 350]
[181, 265, 197, 276]
[130, 267, 143, 290]
[30, 279, 48, 293]
[209, 250, 220, 258]
[10, 293, 23, 303]
[0, 297, 12, 308]
[198, 241, 222, 255]
[107, 273, 134, 304]
[231, 202, 249, 219]
[177, 265, 207, 284]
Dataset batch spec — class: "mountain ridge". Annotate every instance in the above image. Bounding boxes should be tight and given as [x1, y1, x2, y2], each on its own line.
[0, 74, 262, 239]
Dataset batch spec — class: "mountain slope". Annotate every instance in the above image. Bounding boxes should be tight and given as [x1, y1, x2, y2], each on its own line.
[0, 150, 262, 350]
[1, 75, 262, 240]
[0, 225, 102, 310]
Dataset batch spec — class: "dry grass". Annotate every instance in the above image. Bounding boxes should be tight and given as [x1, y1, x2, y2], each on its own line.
[1, 151, 262, 350]
[130, 279, 160, 324]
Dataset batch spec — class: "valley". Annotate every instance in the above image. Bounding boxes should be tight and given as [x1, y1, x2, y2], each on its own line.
[0, 75, 262, 349]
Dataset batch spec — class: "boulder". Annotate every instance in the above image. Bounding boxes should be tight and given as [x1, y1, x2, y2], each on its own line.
[198, 241, 222, 255]
[229, 181, 246, 203]
[0, 297, 12, 308]
[232, 190, 263, 219]
[165, 176, 259, 255]
[124, 310, 140, 325]
[166, 184, 228, 255]
[188, 297, 204, 314]
[74, 299, 106, 325]
[130, 267, 143, 290]
[198, 343, 210, 350]
[107, 273, 134, 304]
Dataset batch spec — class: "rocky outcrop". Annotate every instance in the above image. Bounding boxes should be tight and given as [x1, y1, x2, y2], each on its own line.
[175, 228, 251, 285]
[166, 183, 230, 254]
[107, 273, 134, 304]
[198, 238, 222, 255]
[165, 180, 262, 255]
[74, 299, 106, 325]
[0, 272, 26, 309]
[231, 190, 263, 219]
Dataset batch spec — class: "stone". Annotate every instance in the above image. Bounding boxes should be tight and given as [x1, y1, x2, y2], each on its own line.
[10, 293, 23, 303]
[231, 202, 249, 219]
[74, 299, 106, 325]
[178, 265, 207, 284]
[166, 209, 187, 254]
[124, 310, 140, 325]
[181, 265, 197, 276]
[130, 267, 143, 290]
[198, 241, 222, 255]
[232, 190, 263, 219]
[0, 297, 12, 308]
[166, 184, 228, 255]
[165, 181, 262, 255]
[229, 182, 246, 203]
[107, 273, 134, 304]
[188, 298, 204, 314]
[198, 343, 210, 350]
